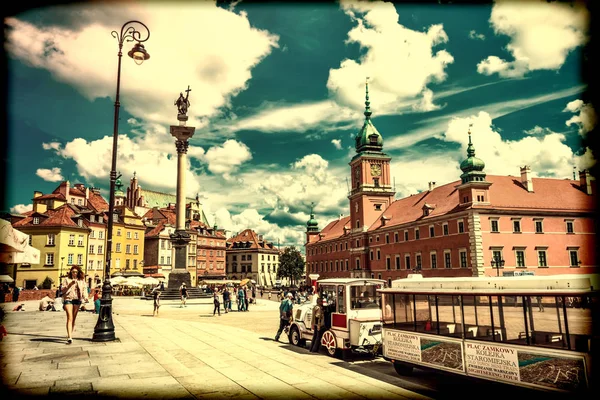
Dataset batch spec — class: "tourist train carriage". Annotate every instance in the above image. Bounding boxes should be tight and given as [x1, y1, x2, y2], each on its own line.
[287, 278, 385, 358]
[378, 274, 598, 393]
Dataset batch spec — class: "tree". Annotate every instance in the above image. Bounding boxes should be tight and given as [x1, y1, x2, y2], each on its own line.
[41, 276, 53, 289]
[277, 246, 305, 286]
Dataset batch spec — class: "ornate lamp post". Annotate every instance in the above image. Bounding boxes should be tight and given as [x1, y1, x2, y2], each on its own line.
[491, 256, 505, 277]
[93, 21, 150, 342]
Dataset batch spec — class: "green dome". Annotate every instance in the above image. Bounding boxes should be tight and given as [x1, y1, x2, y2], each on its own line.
[355, 120, 383, 153]
[306, 204, 319, 233]
[460, 133, 487, 184]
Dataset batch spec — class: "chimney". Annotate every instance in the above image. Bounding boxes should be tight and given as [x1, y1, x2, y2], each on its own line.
[520, 166, 533, 192]
[85, 187, 90, 200]
[428, 182, 436, 191]
[579, 169, 593, 195]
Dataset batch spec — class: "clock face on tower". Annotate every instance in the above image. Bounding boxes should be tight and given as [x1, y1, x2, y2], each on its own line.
[370, 164, 381, 177]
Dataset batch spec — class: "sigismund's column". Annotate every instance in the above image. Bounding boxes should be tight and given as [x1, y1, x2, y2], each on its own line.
[167, 86, 195, 289]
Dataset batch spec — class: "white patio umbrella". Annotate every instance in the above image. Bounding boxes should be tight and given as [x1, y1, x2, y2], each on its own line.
[110, 276, 129, 286]
[126, 276, 148, 286]
[143, 276, 159, 286]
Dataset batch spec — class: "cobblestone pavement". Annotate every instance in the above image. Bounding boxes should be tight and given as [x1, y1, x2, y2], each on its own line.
[0, 297, 431, 399]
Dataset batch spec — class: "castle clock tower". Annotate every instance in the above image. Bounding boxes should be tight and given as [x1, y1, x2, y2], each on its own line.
[348, 78, 395, 276]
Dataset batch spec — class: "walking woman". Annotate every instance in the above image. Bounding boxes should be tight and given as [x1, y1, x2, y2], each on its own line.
[61, 265, 87, 344]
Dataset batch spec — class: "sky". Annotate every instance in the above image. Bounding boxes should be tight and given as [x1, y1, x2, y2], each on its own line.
[2, 0, 596, 251]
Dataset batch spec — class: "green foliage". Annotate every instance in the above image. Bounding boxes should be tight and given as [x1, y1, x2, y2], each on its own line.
[277, 246, 305, 285]
[41, 276, 53, 290]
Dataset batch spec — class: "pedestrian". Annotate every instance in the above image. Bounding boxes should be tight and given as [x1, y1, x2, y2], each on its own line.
[94, 287, 101, 314]
[244, 286, 250, 311]
[61, 265, 87, 344]
[260, 288, 263, 298]
[274, 293, 294, 342]
[310, 292, 325, 353]
[153, 287, 161, 317]
[12, 284, 20, 303]
[222, 287, 230, 313]
[237, 286, 246, 311]
[179, 283, 188, 307]
[38, 295, 56, 311]
[536, 296, 544, 312]
[213, 290, 221, 316]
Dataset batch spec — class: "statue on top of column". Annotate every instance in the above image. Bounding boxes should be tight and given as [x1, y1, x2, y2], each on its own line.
[175, 85, 191, 116]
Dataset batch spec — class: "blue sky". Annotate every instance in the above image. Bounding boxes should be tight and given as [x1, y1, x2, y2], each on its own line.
[3, 0, 596, 249]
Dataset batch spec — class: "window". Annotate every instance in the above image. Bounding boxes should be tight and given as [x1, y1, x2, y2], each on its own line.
[385, 234, 389, 244]
[370, 251, 373, 261]
[116, 243, 121, 253]
[88, 260, 93, 270]
[45, 253, 54, 265]
[29, 235, 32, 246]
[458, 221, 464, 233]
[566, 220, 574, 233]
[78, 199, 82, 206]
[78, 219, 83, 227]
[71, 198, 75, 204]
[99, 216, 103, 224]
[90, 230, 95, 238]
[444, 251, 451, 268]
[394, 232, 398, 242]
[516, 250, 525, 267]
[534, 219, 543, 233]
[133, 245, 138, 255]
[386, 257, 391, 270]
[443, 224, 449, 236]
[99, 231, 104, 239]
[134, 259, 138, 269]
[569, 249, 579, 267]
[97, 245, 103, 254]
[78, 235, 84, 246]
[127, 231, 131, 239]
[89, 245, 95, 254]
[377, 249, 381, 260]
[376, 236, 380, 242]
[414, 228, 420, 240]
[460, 250, 467, 268]
[90, 215, 95, 223]
[429, 226, 435, 237]
[134, 232, 139, 239]
[69, 234, 75, 246]
[431, 253, 437, 269]
[161, 240, 166, 250]
[513, 219, 521, 233]
[416, 254, 422, 269]
[405, 255, 411, 269]
[47, 234, 55, 246]
[375, 204, 381, 211]
[490, 220, 499, 233]
[117, 229, 121, 236]
[356, 220, 360, 229]
[395, 256, 400, 270]
[77, 254, 82, 265]
[356, 259, 360, 270]
[68, 253, 73, 265]
[167, 256, 171, 264]
[537, 250, 547, 267]
[126, 259, 130, 269]
[404, 231, 408, 241]
[126, 244, 131, 254]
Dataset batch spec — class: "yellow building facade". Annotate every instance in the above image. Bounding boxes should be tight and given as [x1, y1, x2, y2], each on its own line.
[110, 206, 145, 276]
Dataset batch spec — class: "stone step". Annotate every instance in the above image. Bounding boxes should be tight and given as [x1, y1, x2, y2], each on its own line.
[143, 287, 211, 300]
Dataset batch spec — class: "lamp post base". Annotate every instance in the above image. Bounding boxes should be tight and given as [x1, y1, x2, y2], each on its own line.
[92, 280, 116, 342]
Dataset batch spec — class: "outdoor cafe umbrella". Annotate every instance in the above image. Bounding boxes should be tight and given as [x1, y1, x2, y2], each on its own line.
[143, 276, 160, 286]
[110, 276, 129, 286]
[239, 278, 250, 286]
[0, 275, 15, 283]
[125, 276, 148, 286]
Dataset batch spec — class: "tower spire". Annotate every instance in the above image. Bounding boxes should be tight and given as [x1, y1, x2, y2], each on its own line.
[364, 77, 372, 120]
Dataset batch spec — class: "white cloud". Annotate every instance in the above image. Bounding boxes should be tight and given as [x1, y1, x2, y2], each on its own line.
[203, 139, 252, 179]
[563, 99, 596, 136]
[477, 0, 589, 77]
[36, 167, 64, 182]
[42, 142, 61, 151]
[5, 2, 279, 128]
[225, 100, 357, 133]
[411, 88, 441, 112]
[10, 204, 33, 214]
[390, 155, 462, 198]
[469, 30, 485, 41]
[331, 139, 342, 149]
[440, 111, 594, 178]
[524, 125, 551, 136]
[327, 0, 454, 113]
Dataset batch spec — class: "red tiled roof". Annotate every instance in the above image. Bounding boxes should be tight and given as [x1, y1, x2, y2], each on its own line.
[87, 192, 109, 213]
[313, 175, 596, 243]
[319, 216, 351, 241]
[52, 181, 68, 195]
[13, 204, 82, 228]
[34, 193, 66, 201]
[69, 188, 86, 197]
[145, 221, 167, 237]
[226, 229, 275, 249]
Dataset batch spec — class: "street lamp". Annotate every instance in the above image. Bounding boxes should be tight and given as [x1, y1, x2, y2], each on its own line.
[60, 257, 65, 280]
[93, 21, 150, 342]
[491, 256, 505, 277]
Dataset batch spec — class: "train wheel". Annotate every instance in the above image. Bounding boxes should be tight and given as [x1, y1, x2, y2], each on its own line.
[289, 326, 306, 347]
[321, 330, 337, 357]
